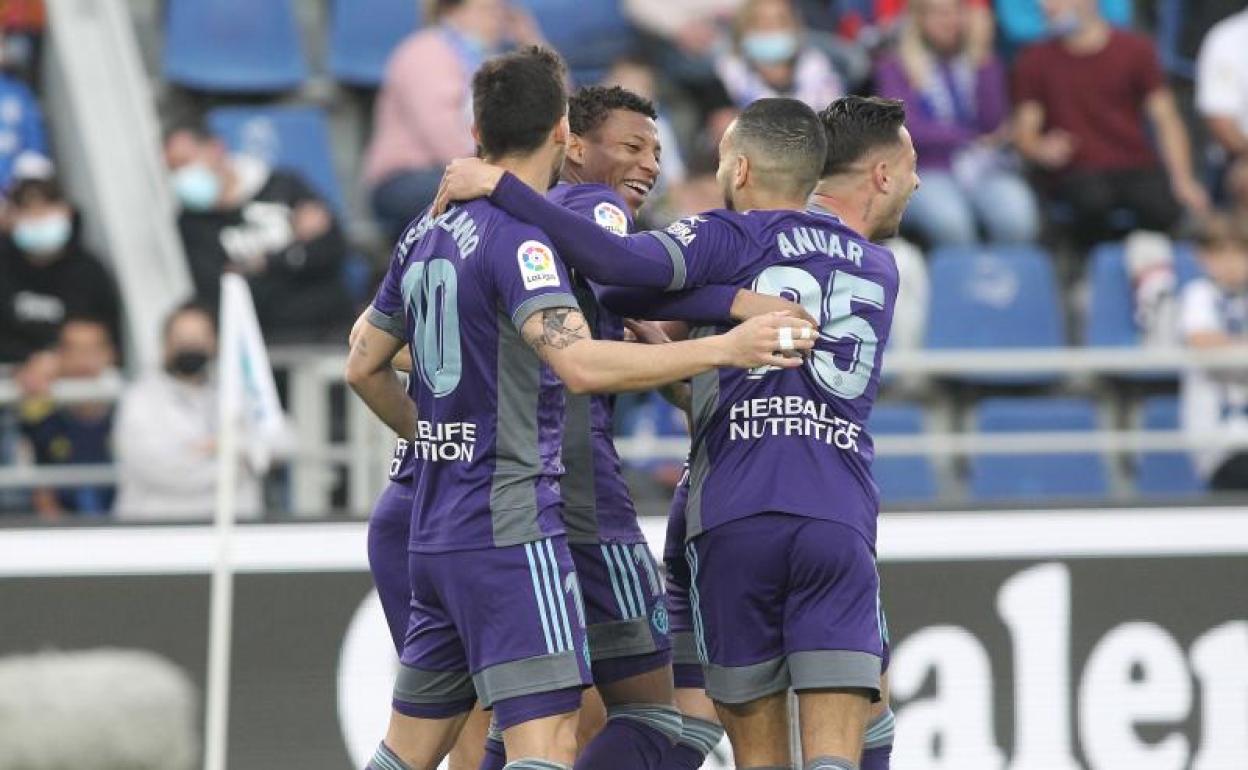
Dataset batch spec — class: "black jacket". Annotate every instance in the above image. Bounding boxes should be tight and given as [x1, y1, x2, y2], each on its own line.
[0, 221, 121, 364]
[178, 167, 354, 344]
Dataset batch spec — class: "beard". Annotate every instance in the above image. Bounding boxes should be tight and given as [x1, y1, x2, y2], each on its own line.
[720, 177, 737, 212]
[547, 147, 567, 189]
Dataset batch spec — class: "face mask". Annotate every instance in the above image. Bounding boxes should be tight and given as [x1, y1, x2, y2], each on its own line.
[172, 163, 221, 212]
[1049, 10, 1082, 37]
[13, 214, 71, 258]
[742, 31, 799, 64]
[168, 349, 210, 378]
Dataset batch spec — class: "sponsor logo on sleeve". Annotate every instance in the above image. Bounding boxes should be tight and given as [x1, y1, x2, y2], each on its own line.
[517, 240, 561, 290]
[593, 201, 629, 235]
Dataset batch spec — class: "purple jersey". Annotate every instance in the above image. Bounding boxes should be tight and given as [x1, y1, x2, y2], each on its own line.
[544, 183, 644, 544]
[368, 200, 581, 553]
[669, 207, 898, 549]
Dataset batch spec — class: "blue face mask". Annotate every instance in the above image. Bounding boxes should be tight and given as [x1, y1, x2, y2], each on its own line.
[173, 163, 221, 212]
[1049, 10, 1082, 37]
[742, 31, 799, 64]
[13, 214, 71, 258]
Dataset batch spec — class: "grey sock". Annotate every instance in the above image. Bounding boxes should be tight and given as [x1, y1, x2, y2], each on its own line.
[804, 757, 858, 770]
[677, 714, 725, 756]
[502, 761, 572, 770]
[367, 742, 414, 770]
[864, 708, 895, 750]
[739, 766, 793, 770]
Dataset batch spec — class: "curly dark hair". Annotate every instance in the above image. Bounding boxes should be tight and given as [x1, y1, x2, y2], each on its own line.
[568, 85, 657, 137]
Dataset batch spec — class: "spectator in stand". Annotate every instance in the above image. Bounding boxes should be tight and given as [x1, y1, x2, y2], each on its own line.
[0, 61, 46, 190]
[994, 0, 1130, 52]
[363, 0, 543, 238]
[715, 0, 861, 112]
[1012, 0, 1209, 248]
[876, 0, 1038, 247]
[1179, 214, 1248, 491]
[1196, 7, 1248, 159]
[163, 122, 353, 344]
[0, 174, 120, 395]
[113, 303, 265, 520]
[19, 318, 118, 519]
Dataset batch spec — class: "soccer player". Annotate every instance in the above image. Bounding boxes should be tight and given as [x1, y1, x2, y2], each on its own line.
[434, 96, 919, 769]
[345, 48, 814, 770]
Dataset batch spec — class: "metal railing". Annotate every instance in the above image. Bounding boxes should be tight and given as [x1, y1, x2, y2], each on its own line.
[4, 344, 1248, 511]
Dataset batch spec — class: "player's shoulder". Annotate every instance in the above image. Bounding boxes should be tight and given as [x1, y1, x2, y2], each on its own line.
[550, 182, 632, 235]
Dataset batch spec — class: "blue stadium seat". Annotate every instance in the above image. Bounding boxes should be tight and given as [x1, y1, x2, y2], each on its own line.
[1135, 396, 1203, 496]
[869, 403, 938, 504]
[164, 0, 307, 93]
[328, 0, 421, 87]
[207, 105, 344, 214]
[517, 0, 636, 85]
[1086, 240, 1202, 347]
[969, 397, 1110, 500]
[924, 245, 1064, 385]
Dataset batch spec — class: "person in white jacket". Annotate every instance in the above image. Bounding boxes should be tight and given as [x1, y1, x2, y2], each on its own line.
[112, 302, 264, 520]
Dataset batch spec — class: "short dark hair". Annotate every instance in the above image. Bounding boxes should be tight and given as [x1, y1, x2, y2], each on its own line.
[731, 97, 827, 198]
[817, 96, 907, 178]
[163, 300, 216, 340]
[161, 114, 214, 147]
[568, 86, 657, 137]
[472, 46, 568, 159]
[9, 177, 65, 207]
[427, 0, 465, 20]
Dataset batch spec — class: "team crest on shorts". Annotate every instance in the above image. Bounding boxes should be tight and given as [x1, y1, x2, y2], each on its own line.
[651, 603, 670, 636]
[517, 240, 560, 290]
[593, 202, 628, 235]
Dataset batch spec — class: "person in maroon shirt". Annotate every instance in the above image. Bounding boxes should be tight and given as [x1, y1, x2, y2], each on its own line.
[1012, 0, 1209, 247]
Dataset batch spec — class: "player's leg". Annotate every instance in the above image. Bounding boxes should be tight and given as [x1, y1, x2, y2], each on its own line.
[448, 706, 490, 769]
[786, 518, 885, 769]
[861, 674, 893, 770]
[448, 537, 591, 768]
[374, 553, 477, 769]
[569, 541, 682, 769]
[576, 687, 607, 750]
[664, 511, 725, 769]
[690, 516, 794, 767]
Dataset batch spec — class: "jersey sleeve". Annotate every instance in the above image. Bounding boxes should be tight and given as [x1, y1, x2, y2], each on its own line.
[365, 218, 421, 339]
[642, 211, 750, 287]
[596, 283, 738, 322]
[487, 224, 582, 331]
[491, 172, 680, 289]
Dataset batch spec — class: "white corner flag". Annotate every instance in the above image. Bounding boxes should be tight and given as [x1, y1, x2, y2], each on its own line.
[205, 274, 290, 770]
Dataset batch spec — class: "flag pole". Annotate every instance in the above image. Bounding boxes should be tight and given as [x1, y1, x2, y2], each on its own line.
[204, 275, 244, 770]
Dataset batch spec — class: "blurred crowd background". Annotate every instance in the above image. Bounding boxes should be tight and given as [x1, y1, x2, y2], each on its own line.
[3, 0, 1248, 521]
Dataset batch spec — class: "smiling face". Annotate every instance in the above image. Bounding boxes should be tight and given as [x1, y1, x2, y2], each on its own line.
[570, 108, 661, 215]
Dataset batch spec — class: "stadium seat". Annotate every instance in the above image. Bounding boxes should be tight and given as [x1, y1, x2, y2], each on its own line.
[516, 0, 636, 85]
[924, 245, 1064, 385]
[328, 0, 421, 88]
[969, 397, 1111, 500]
[164, 0, 307, 93]
[1135, 396, 1203, 496]
[869, 403, 938, 504]
[207, 105, 345, 214]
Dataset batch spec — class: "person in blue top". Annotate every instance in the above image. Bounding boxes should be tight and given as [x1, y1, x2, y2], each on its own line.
[0, 74, 46, 189]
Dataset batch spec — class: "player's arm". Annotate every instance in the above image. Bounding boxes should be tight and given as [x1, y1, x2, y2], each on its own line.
[345, 308, 416, 439]
[520, 305, 814, 394]
[436, 161, 683, 289]
[598, 284, 818, 326]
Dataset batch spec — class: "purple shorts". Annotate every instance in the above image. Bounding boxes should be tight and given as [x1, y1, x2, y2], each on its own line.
[367, 481, 413, 653]
[690, 513, 884, 704]
[394, 535, 591, 721]
[662, 478, 704, 690]
[569, 540, 672, 684]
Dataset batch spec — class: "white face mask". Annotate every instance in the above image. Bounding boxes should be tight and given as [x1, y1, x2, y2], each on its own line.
[13, 213, 71, 259]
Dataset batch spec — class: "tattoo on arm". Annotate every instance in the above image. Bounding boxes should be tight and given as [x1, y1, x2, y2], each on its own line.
[524, 307, 588, 353]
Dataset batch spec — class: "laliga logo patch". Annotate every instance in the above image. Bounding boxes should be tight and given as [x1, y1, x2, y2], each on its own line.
[651, 604, 670, 636]
[593, 201, 628, 236]
[517, 240, 560, 290]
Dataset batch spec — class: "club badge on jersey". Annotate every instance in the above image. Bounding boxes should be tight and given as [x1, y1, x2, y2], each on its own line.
[517, 240, 560, 290]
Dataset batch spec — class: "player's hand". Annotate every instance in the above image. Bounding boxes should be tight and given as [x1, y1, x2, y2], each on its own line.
[717, 311, 816, 369]
[432, 158, 506, 217]
[623, 319, 674, 346]
[1033, 130, 1076, 169]
[730, 289, 817, 327]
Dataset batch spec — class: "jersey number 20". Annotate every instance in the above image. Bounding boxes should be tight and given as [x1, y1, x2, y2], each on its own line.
[752, 265, 884, 399]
